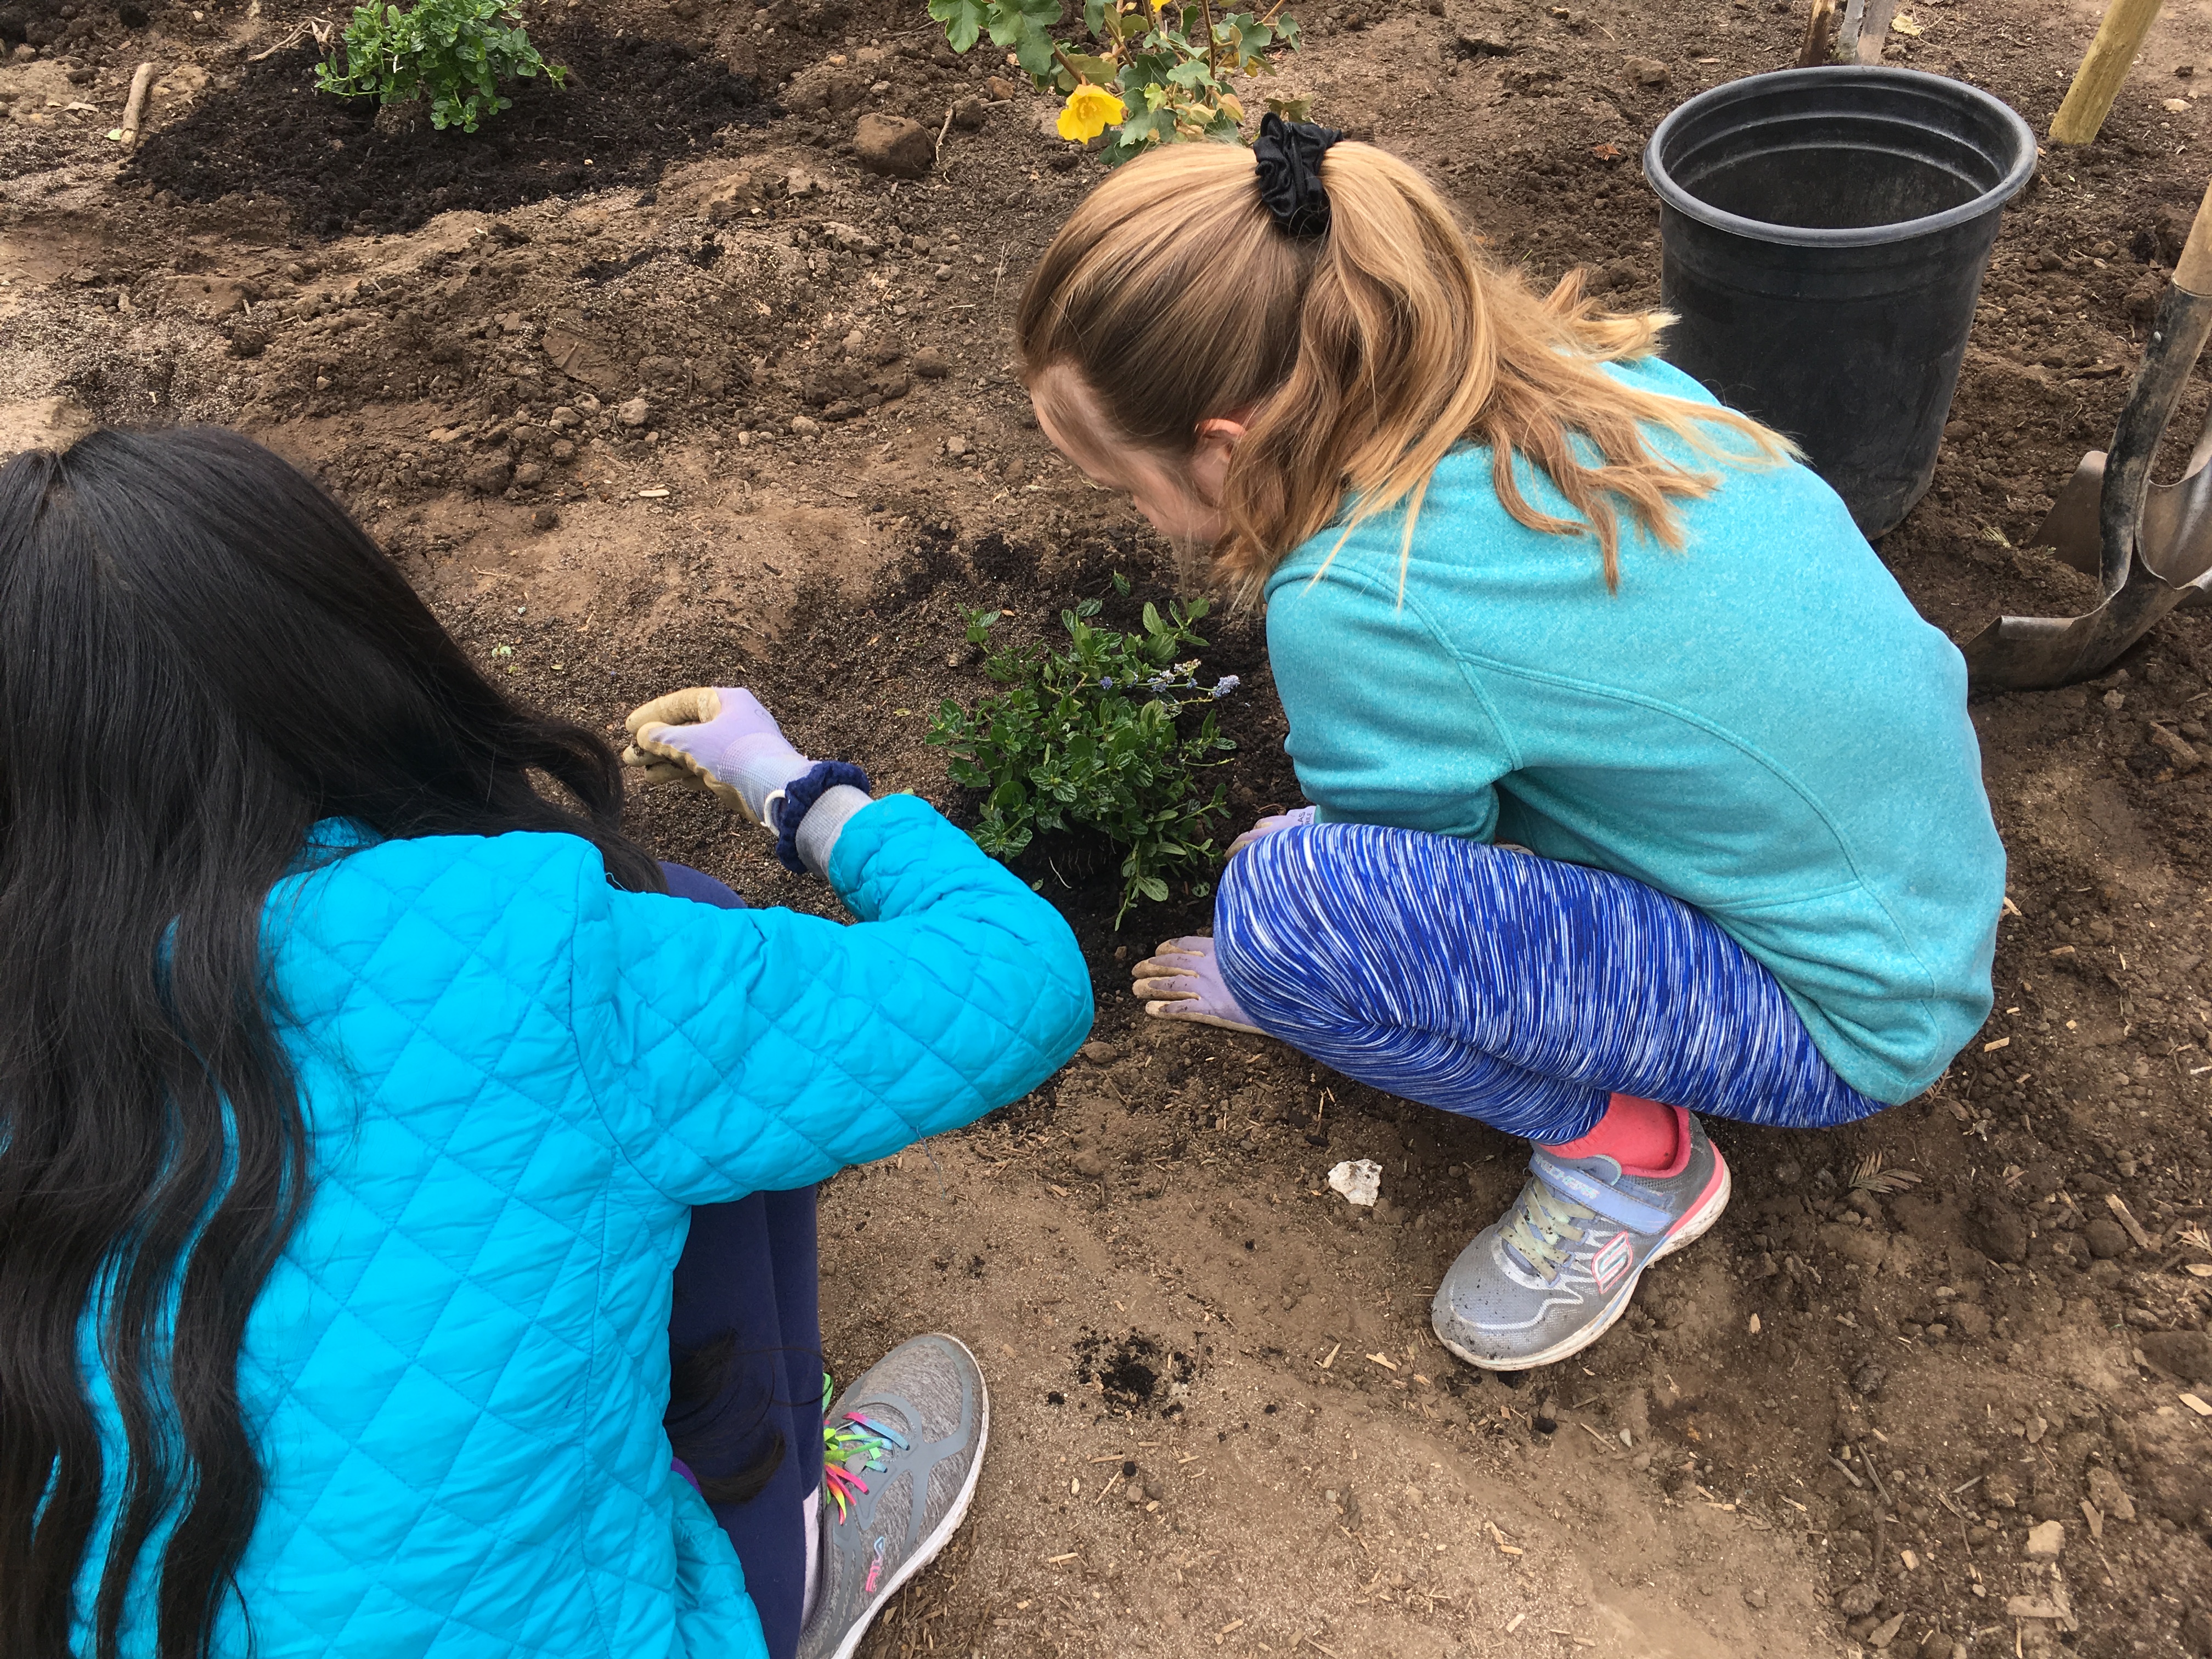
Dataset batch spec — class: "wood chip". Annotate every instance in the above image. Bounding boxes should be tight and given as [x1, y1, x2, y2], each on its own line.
[1982, 1036, 2011, 1052]
[1046, 1551, 1079, 1563]
[636, 488, 671, 498]
[2106, 1193, 2157, 1250]
[2182, 1393, 2212, 1417]
[1365, 1352, 1400, 1371]
[1317, 1342, 1341, 1369]
[1504, 1613, 1526, 1633]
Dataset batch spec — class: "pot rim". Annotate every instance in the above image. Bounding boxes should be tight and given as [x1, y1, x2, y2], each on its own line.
[1643, 66, 2037, 249]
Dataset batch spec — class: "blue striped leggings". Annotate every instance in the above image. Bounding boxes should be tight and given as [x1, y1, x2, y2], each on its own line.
[1212, 823, 1886, 1145]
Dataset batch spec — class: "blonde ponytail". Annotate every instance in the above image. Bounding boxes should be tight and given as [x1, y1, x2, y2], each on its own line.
[1016, 141, 1791, 599]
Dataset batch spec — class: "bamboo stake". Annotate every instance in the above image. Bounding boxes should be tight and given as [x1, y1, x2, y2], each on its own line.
[2051, 0, 2164, 145]
[1798, 0, 1838, 67]
[119, 60, 155, 144]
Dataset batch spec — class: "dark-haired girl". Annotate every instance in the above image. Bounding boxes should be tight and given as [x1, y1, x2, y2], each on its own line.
[0, 427, 1091, 1659]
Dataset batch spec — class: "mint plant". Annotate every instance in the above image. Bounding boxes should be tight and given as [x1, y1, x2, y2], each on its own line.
[929, 597, 1239, 925]
[316, 0, 567, 133]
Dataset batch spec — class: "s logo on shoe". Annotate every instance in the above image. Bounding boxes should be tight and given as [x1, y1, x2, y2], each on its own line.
[1589, 1231, 1634, 1291]
[864, 1534, 889, 1595]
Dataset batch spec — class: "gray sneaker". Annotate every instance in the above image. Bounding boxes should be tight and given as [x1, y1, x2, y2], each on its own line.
[796, 1334, 989, 1659]
[1431, 1109, 1731, 1371]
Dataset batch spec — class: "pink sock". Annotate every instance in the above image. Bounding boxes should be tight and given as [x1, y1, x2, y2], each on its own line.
[1543, 1093, 1681, 1175]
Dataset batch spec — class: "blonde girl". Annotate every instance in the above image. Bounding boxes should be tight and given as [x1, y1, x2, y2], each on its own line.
[1017, 118, 2003, 1369]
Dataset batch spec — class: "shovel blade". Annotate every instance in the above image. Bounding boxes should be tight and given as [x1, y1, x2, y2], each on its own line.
[1963, 555, 2205, 693]
[2025, 449, 2212, 607]
[2031, 452, 2105, 578]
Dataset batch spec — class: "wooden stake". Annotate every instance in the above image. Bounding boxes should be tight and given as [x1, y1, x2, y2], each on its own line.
[1798, 0, 1838, 66]
[1854, 0, 1898, 62]
[119, 60, 155, 144]
[2051, 0, 2164, 145]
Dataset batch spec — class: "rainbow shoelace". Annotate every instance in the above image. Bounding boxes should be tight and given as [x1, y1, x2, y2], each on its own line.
[820, 1373, 909, 1522]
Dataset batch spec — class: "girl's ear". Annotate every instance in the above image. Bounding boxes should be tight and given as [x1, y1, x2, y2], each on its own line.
[1188, 417, 1248, 507]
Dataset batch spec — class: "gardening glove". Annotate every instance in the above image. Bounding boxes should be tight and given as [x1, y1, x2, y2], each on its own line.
[1226, 803, 1317, 857]
[1131, 935, 1266, 1036]
[623, 686, 812, 825]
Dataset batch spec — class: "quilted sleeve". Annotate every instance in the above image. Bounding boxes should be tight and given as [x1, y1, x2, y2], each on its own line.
[570, 794, 1094, 1204]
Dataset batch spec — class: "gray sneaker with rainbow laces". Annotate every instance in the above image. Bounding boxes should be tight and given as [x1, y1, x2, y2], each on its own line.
[796, 1333, 988, 1659]
[1431, 1109, 1731, 1371]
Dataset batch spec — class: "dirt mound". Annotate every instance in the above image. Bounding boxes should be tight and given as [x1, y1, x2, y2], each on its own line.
[1072, 1330, 1199, 1415]
[127, 29, 774, 237]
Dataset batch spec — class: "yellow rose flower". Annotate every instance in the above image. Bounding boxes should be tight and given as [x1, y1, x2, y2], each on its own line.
[1056, 83, 1127, 142]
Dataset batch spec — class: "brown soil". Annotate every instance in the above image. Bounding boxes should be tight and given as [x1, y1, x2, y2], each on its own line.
[7, 0, 2212, 1651]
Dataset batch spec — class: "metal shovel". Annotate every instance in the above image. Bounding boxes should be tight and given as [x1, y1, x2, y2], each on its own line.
[1962, 178, 2212, 692]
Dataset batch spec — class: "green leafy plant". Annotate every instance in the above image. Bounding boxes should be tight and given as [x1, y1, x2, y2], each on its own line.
[928, 0, 1304, 163]
[929, 597, 1239, 924]
[316, 0, 567, 133]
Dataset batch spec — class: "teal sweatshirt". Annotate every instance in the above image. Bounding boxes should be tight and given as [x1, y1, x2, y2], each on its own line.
[1262, 356, 2003, 1106]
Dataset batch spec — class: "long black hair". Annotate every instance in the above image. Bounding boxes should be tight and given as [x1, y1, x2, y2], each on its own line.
[0, 427, 667, 1659]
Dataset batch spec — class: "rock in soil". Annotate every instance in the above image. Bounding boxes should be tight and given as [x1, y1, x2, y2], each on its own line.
[462, 457, 512, 495]
[1970, 1195, 2030, 1263]
[1836, 1583, 1882, 1617]
[2023, 1519, 2066, 1558]
[854, 112, 934, 179]
[2138, 1330, 2212, 1383]
[2084, 1215, 2130, 1258]
[2087, 1466, 2137, 1522]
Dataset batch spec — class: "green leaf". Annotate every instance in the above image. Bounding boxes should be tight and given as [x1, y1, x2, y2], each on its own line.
[1136, 876, 1170, 902]
[930, 0, 990, 50]
[1265, 93, 1311, 120]
[985, 0, 1063, 75]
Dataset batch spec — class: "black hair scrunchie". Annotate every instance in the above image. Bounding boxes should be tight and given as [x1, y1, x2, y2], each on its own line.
[1252, 111, 1345, 240]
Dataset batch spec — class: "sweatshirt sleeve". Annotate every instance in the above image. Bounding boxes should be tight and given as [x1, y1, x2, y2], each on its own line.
[568, 794, 1093, 1205]
[1263, 560, 1514, 841]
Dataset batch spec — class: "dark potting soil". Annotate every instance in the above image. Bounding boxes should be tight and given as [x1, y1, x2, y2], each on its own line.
[0, 0, 153, 56]
[125, 26, 776, 238]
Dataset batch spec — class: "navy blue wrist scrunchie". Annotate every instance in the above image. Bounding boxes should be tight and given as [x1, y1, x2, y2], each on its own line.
[1252, 111, 1345, 240]
[771, 760, 872, 874]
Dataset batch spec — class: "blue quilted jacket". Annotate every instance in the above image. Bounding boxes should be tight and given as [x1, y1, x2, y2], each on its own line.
[77, 794, 1092, 1658]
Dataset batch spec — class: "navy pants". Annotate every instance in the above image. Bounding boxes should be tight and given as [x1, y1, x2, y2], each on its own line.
[1213, 824, 1889, 1146]
[661, 864, 823, 1659]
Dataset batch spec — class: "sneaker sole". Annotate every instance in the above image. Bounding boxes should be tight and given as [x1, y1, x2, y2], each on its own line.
[819, 1333, 992, 1659]
[1435, 1151, 1733, 1374]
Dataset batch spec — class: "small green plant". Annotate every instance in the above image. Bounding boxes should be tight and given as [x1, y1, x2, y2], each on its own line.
[316, 0, 567, 133]
[929, 597, 1239, 924]
[928, 0, 1304, 163]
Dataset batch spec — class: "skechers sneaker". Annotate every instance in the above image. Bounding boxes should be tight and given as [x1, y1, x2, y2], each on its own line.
[796, 1334, 989, 1659]
[1431, 1108, 1730, 1371]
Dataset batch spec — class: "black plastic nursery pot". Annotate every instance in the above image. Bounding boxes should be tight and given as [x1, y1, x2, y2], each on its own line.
[1644, 67, 2036, 538]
